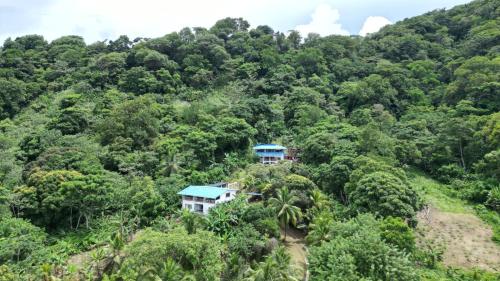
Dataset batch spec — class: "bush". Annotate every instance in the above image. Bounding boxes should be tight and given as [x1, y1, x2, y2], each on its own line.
[413, 242, 444, 269]
[379, 217, 416, 253]
[437, 164, 465, 183]
[452, 179, 491, 204]
[228, 224, 267, 261]
[241, 202, 280, 237]
[118, 228, 224, 281]
[309, 214, 418, 281]
[253, 218, 280, 238]
[486, 186, 500, 211]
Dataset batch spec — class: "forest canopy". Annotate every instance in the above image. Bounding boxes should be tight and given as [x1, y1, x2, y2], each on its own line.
[0, 0, 499, 280]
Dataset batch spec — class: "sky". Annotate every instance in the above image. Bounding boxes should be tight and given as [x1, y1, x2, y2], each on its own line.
[0, 0, 472, 44]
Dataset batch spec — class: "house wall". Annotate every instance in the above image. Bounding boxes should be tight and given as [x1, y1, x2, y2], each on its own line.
[255, 150, 285, 164]
[216, 189, 238, 203]
[181, 189, 237, 215]
[182, 198, 216, 215]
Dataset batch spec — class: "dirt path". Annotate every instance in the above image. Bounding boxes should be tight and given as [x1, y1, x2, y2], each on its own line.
[417, 206, 500, 271]
[283, 228, 307, 280]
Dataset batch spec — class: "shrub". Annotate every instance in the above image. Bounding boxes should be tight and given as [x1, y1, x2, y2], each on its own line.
[228, 224, 267, 261]
[118, 228, 223, 281]
[309, 214, 418, 281]
[379, 217, 416, 253]
[437, 164, 465, 183]
[486, 186, 500, 211]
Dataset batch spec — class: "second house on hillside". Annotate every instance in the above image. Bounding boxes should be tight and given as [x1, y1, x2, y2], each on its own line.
[253, 144, 287, 164]
[178, 185, 238, 215]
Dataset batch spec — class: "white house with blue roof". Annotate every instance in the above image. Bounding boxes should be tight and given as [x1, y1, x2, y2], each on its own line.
[178, 185, 238, 215]
[253, 144, 287, 164]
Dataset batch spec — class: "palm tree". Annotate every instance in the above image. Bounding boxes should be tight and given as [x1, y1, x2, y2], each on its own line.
[159, 258, 185, 281]
[244, 247, 297, 281]
[269, 187, 302, 241]
[305, 211, 334, 246]
[139, 258, 195, 281]
[178, 208, 199, 234]
[307, 188, 330, 219]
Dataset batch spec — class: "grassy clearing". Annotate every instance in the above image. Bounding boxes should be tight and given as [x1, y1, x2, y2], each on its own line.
[408, 171, 472, 213]
[408, 169, 500, 245]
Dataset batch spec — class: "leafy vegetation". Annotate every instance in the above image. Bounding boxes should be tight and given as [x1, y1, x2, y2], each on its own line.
[0, 0, 499, 280]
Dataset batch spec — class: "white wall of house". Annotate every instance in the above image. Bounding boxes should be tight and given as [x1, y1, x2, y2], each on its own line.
[182, 198, 215, 215]
[216, 189, 238, 203]
[181, 189, 238, 215]
[259, 156, 284, 164]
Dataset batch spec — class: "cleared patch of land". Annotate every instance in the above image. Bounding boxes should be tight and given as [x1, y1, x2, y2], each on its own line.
[412, 174, 500, 271]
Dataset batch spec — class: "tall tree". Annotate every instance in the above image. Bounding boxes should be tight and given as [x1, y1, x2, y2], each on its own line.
[269, 187, 302, 240]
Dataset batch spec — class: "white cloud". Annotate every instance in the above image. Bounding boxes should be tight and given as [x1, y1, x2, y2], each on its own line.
[0, 0, 324, 43]
[295, 4, 349, 37]
[358, 16, 391, 36]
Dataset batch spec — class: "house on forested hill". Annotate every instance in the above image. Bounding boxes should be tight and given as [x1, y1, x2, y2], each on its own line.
[178, 185, 238, 215]
[253, 144, 287, 164]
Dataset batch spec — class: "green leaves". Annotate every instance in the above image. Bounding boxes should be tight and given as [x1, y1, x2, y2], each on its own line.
[347, 171, 421, 221]
[309, 214, 418, 281]
[0, 217, 46, 263]
[269, 187, 303, 240]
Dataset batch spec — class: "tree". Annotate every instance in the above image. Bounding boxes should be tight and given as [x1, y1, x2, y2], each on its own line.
[118, 228, 223, 281]
[445, 56, 500, 111]
[228, 224, 267, 261]
[306, 210, 334, 246]
[307, 189, 330, 218]
[94, 52, 126, 84]
[98, 96, 160, 150]
[118, 67, 160, 94]
[178, 208, 202, 234]
[0, 217, 46, 263]
[214, 117, 256, 152]
[0, 78, 28, 118]
[347, 171, 421, 221]
[50, 107, 88, 135]
[269, 187, 302, 240]
[244, 247, 297, 281]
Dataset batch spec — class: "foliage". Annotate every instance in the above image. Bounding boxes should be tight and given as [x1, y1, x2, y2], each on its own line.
[309, 214, 418, 281]
[347, 171, 421, 221]
[379, 216, 416, 253]
[118, 228, 223, 281]
[269, 187, 302, 240]
[0, 1, 499, 278]
[0, 217, 46, 263]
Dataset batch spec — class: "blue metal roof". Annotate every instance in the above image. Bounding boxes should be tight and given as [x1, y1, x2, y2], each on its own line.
[178, 186, 231, 199]
[253, 144, 287, 150]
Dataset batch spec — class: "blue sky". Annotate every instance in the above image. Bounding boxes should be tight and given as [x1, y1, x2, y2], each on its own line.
[0, 0, 472, 44]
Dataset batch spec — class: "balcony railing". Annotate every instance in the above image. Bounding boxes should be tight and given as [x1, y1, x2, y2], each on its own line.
[184, 196, 216, 204]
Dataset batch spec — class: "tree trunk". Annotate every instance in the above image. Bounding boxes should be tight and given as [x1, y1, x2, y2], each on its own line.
[76, 214, 82, 229]
[459, 139, 466, 171]
[284, 224, 287, 241]
[70, 208, 73, 229]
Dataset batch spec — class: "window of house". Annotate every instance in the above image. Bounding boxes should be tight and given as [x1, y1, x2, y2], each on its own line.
[194, 204, 204, 213]
[226, 192, 230, 198]
[185, 204, 192, 210]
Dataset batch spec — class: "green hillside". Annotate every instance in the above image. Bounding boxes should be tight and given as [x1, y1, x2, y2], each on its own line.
[0, 0, 498, 280]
